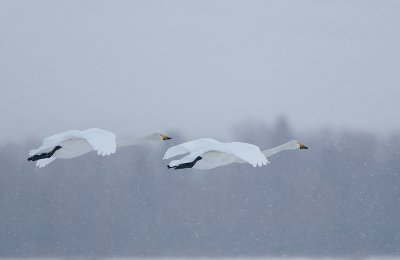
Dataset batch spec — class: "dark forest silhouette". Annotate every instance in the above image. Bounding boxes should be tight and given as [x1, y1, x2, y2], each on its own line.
[0, 118, 399, 257]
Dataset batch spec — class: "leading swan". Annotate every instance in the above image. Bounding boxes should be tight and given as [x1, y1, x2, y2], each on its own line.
[28, 128, 172, 168]
[164, 138, 308, 170]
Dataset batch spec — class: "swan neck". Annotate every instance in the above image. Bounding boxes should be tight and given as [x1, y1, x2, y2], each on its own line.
[116, 135, 154, 148]
[262, 142, 293, 157]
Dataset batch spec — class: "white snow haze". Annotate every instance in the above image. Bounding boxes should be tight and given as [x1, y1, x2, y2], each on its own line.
[1, 0, 400, 143]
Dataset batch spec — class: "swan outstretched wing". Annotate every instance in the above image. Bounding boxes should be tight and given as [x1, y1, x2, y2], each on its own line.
[80, 128, 116, 156]
[163, 138, 220, 159]
[215, 142, 269, 167]
[29, 130, 83, 156]
[168, 142, 269, 168]
[29, 128, 116, 157]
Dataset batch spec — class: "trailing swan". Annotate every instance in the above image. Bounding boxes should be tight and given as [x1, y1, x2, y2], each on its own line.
[28, 128, 172, 168]
[164, 139, 307, 170]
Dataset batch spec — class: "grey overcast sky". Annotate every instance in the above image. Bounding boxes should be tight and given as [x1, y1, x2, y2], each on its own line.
[0, 0, 399, 143]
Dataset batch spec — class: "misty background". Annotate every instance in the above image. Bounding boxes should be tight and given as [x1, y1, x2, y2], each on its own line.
[1, 119, 400, 257]
[1, 0, 400, 258]
[1, 0, 400, 141]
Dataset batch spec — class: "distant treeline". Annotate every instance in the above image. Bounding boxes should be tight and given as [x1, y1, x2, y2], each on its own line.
[0, 118, 399, 257]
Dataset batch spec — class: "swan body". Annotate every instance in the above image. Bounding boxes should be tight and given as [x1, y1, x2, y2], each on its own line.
[164, 138, 268, 170]
[28, 128, 171, 168]
[164, 139, 307, 170]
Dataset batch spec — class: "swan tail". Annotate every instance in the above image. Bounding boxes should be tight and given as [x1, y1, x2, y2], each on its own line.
[36, 158, 56, 168]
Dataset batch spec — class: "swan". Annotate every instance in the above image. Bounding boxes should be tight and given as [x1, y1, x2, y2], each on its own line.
[28, 128, 172, 168]
[164, 139, 308, 170]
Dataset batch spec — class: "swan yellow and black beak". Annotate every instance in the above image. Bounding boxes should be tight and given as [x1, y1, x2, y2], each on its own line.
[161, 134, 172, 141]
[299, 143, 308, 149]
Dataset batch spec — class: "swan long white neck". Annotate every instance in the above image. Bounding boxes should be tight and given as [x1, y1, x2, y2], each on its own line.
[116, 135, 156, 148]
[262, 142, 295, 157]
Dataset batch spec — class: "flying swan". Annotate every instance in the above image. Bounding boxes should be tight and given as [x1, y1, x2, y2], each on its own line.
[164, 138, 308, 170]
[28, 128, 172, 168]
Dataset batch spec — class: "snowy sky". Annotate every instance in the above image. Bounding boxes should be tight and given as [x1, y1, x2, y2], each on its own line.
[1, 0, 399, 143]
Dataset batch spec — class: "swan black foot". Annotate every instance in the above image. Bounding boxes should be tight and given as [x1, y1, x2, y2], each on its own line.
[28, 146, 62, 161]
[167, 156, 202, 170]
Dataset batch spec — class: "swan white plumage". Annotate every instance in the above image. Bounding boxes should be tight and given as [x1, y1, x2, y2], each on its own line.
[164, 139, 308, 170]
[28, 128, 172, 168]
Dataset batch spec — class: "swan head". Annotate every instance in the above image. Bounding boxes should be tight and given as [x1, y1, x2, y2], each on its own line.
[151, 133, 172, 141]
[288, 140, 308, 150]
